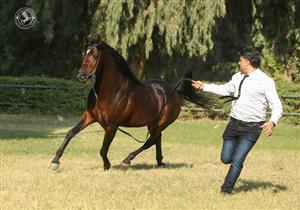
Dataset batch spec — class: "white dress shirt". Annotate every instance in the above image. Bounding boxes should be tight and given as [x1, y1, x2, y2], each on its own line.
[203, 69, 283, 124]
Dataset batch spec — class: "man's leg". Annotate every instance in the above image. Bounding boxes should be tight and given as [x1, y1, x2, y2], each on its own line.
[221, 129, 261, 194]
[221, 120, 239, 164]
[220, 120, 239, 194]
[221, 138, 238, 164]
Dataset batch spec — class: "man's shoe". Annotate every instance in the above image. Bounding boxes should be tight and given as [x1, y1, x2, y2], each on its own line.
[220, 185, 232, 196]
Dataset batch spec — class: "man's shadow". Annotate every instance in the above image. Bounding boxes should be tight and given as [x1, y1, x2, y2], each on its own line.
[234, 179, 287, 193]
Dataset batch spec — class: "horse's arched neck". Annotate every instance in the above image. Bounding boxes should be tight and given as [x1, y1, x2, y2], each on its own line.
[94, 60, 132, 99]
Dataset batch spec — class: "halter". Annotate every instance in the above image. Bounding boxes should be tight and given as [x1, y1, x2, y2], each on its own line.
[81, 46, 101, 79]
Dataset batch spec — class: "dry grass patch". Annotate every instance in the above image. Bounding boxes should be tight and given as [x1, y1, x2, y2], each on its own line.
[1, 146, 299, 210]
[1, 114, 299, 209]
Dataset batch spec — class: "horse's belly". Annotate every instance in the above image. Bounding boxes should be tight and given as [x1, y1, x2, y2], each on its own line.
[119, 110, 157, 127]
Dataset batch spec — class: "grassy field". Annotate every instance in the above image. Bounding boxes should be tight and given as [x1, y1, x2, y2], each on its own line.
[1, 114, 299, 210]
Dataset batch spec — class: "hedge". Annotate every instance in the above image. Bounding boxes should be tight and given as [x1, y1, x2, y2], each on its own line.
[0, 76, 299, 124]
[0, 76, 91, 115]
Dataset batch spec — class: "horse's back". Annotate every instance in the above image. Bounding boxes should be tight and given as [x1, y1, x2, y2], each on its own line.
[142, 80, 174, 94]
[142, 79, 182, 119]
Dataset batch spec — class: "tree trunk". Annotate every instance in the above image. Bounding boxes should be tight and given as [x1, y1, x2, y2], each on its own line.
[284, 69, 293, 83]
[284, 51, 297, 83]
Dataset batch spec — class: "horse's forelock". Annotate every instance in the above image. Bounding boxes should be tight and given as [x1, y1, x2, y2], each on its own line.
[85, 40, 102, 50]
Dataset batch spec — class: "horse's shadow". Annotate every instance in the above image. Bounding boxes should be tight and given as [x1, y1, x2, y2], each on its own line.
[113, 162, 193, 171]
[234, 179, 287, 193]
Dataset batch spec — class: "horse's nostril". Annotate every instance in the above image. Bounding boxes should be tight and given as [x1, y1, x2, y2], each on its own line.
[77, 69, 88, 83]
[78, 69, 86, 77]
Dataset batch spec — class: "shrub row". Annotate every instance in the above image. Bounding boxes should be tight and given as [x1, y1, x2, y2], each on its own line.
[0, 76, 299, 124]
[0, 76, 91, 115]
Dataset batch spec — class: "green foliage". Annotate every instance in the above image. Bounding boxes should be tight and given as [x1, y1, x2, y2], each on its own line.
[0, 0, 91, 78]
[0, 0, 299, 84]
[0, 76, 299, 124]
[91, 0, 226, 59]
[0, 76, 91, 115]
[211, 62, 238, 80]
[275, 80, 300, 124]
[261, 48, 284, 78]
[206, 0, 300, 83]
[251, 0, 300, 81]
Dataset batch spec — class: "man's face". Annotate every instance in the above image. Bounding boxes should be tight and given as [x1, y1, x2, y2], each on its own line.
[238, 56, 250, 73]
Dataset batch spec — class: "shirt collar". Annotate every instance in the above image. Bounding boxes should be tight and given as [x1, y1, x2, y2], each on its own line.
[246, 68, 261, 78]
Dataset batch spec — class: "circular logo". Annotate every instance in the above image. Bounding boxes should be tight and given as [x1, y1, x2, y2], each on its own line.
[14, 7, 37, 30]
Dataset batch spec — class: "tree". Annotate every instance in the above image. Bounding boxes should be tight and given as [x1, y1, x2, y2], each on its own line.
[0, 0, 94, 78]
[1, 0, 299, 83]
[251, 0, 300, 82]
[90, 0, 226, 78]
[204, 0, 300, 83]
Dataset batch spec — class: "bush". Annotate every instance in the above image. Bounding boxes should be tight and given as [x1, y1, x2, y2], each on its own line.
[0, 76, 299, 124]
[0, 76, 91, 115]
[275, 80, 300, 125]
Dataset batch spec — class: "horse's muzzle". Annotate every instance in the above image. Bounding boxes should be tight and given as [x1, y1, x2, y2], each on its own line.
[77, 69, 89, 83]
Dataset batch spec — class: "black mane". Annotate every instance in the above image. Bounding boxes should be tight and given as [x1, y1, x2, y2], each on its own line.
[99, 42, 143, 85]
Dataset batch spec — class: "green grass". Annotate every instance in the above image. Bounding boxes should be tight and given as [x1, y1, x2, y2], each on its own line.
[1, 114, 300, 210]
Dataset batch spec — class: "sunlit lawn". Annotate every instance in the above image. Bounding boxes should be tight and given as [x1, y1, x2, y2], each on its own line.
[1, 114, 299, 210]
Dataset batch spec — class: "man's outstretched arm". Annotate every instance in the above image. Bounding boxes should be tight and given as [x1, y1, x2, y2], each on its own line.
[192, 75, 236, 96]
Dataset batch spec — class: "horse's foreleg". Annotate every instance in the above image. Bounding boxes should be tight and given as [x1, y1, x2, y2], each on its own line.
[100, 125, 117, 170]
[50, 111, 94, 170]
[155, 133, 165, 167]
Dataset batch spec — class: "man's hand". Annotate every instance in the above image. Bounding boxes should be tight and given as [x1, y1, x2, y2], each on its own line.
[260, 121, 275, 136]
[192, 80, 204, 90]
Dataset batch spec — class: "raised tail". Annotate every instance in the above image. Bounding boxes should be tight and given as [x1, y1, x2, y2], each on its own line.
[176, 71, 211, 108]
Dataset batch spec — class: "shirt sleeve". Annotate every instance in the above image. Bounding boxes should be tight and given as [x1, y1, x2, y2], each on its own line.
[265, 79, 283, 125]
[203, 75, 236, 96]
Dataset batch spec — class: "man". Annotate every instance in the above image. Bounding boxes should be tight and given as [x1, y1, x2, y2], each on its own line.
[192, 48, 283, 195]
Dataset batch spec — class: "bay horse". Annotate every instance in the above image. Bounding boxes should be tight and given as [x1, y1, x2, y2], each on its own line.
[50, 36, 209, 171]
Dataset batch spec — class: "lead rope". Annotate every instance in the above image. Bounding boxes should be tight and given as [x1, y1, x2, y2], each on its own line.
[94, 78, 197, 144]
[93, 86, 147, 143]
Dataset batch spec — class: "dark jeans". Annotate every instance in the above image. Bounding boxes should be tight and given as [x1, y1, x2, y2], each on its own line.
[221, 117, 264, 189]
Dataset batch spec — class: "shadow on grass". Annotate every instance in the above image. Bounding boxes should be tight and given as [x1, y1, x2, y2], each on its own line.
[113, 162, 193, 171]
[0, 129, 51, 140]
[69, 163, 192, 172]
[235, 179, 287, 193]
[0, 128, 102, 140]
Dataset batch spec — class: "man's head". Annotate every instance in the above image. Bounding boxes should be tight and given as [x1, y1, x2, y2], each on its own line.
[239, 47, 260, 74]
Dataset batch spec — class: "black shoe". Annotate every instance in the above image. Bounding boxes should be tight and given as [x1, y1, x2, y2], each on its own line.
[220, 185, 232, 196]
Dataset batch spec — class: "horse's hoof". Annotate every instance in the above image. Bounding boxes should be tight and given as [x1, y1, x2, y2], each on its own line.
[157, 163, 166, 168]
[118, 162, 130, 171]
[104, 166, 111, 171]
[49, 163, 60, 170]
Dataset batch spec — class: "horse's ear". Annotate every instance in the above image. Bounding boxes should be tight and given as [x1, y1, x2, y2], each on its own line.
[96, 34, 102, 44]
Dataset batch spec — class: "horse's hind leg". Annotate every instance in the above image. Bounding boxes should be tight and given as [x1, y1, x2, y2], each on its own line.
[50, 111, 95, 170]
[122, 131, 160, 167]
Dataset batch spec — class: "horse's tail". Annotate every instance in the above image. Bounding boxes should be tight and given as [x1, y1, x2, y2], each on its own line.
[176, 71, 211, 108]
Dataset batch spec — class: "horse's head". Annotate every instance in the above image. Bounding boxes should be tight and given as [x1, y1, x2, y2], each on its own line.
[77, 35, 102, 83]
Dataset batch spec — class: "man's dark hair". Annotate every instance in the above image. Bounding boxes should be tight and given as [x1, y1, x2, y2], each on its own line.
[240, 47, 261, 68]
